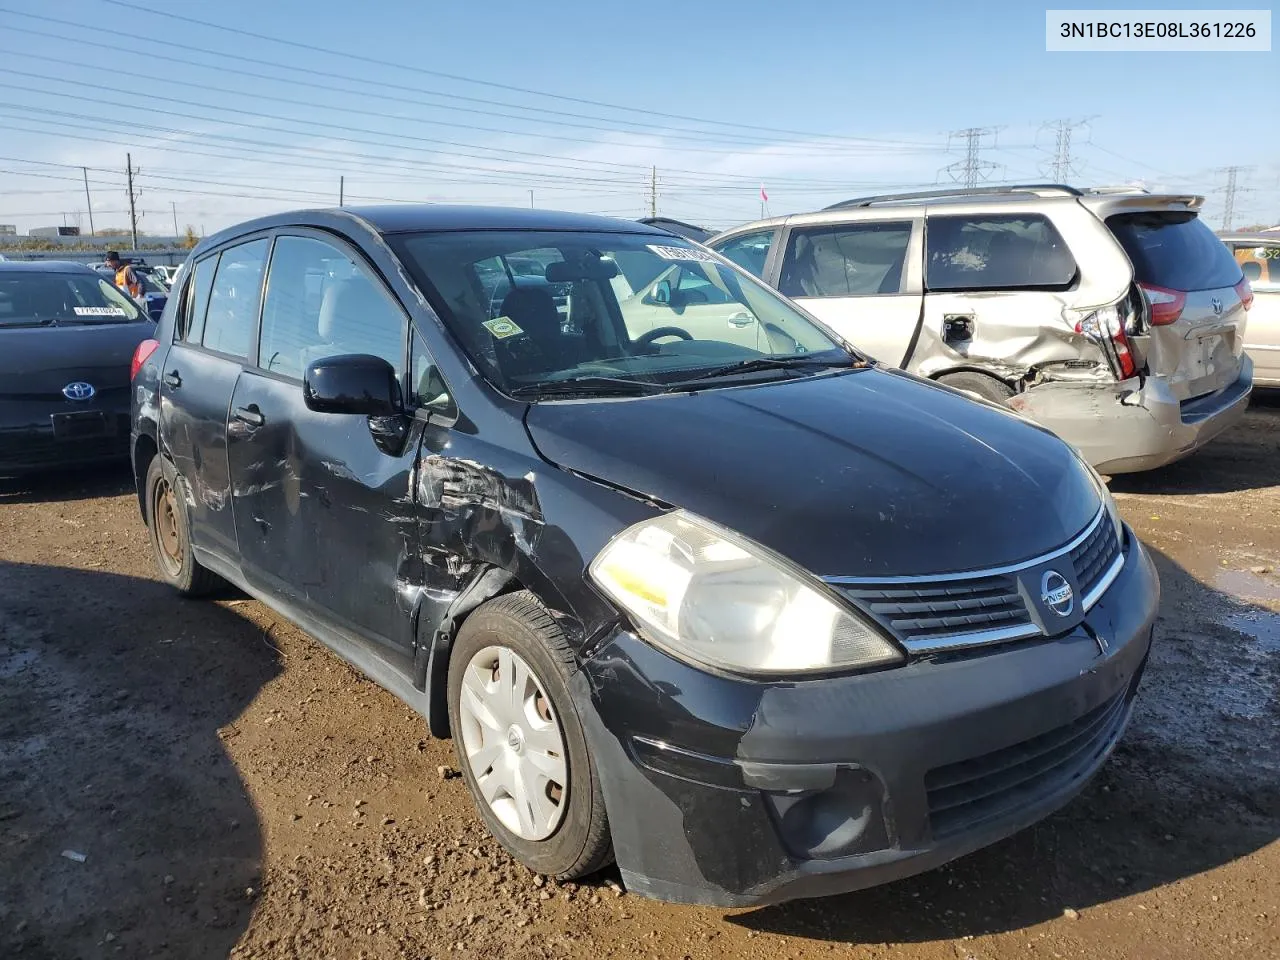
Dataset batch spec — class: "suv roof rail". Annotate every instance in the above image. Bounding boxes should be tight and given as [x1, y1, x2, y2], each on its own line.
[823, 184, 1083, 210]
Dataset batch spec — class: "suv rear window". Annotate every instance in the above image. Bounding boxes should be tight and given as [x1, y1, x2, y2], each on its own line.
[1107, 212, 1242, 291]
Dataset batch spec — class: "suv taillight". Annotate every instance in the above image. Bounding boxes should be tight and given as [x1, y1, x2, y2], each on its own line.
[1138, 283, 1186, 326]
[1235, 275, 1254, 311]
[1076, 304, 1137, 380]
[131, 339, 159, 381]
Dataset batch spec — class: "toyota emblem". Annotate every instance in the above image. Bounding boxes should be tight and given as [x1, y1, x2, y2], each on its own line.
[1211, 297, 1224, 316]
[1040, 570, 1074, 618]
[62, 381, 96, 401]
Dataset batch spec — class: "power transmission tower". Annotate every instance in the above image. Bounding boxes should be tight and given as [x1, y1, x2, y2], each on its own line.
[1038, 117, 1093, 182]
[648, 166, 657, 218]
[1214, 166, 1253, 230]
[941, 127, 1002, 189]
[125, 153, 141, 250]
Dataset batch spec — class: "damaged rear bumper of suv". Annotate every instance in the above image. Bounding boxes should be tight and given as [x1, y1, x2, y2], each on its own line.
[1009, 356, 1252, 475]
[574, 530, 1158, 907]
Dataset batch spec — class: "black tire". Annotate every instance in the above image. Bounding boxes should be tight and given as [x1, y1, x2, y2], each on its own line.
[144, 455, 221, 597]
[446, 590, 613, 880]
[937, 371, 1015, 405]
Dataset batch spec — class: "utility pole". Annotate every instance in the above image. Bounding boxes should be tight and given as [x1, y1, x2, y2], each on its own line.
[339, 176, 344, 207]
[82, 166, 95, 237]
[125, 153, 141, 250]
[940, 127, 1002, 189]
[1215, 165, 1253, 231]
[648, 166, 657, 218]
[528, 189, 534, 209]
[171, 201, 178, 239]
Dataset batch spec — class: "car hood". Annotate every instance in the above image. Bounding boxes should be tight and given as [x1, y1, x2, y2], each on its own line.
[525, 369, 1101, 578]
[0, 321, 154, 397]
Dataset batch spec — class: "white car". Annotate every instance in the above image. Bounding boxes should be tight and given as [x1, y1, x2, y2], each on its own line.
[1220, 233, 1279, 388]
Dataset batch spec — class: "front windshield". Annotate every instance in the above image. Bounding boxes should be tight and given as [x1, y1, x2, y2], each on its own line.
[0, 272, 145, 327]
[390, 230, 851, 396]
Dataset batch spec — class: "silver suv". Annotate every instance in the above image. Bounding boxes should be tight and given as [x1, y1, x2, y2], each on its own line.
[708, 184, 1253, 474]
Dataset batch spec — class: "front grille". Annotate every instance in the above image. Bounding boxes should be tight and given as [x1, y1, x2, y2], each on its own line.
[924, 688, 1130, 838]
[827, 507, 1125, 655]
[838, 575, 1031, 646]
[1070, 516, 1121, 602]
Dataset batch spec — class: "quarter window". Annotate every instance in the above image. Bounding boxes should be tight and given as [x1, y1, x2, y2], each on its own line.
[177, 255, 216, 343]
[410, 326, 455, 416]
[258, 235, 406, 380]
[1232, 242, 1280, 291]
[779, 222, 913, 298]
[926, 214, 1076, 292]
[713, 229, 776, 278]
[201, 239, 268, 358]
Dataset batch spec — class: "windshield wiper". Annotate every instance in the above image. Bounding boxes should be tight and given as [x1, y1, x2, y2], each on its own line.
[507, 376, 668, 399]
[676, 354, 863, 385]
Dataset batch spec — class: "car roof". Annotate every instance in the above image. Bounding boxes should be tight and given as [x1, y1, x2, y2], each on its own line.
[198, 205, 673, 250]
[0, 260, 99, 274]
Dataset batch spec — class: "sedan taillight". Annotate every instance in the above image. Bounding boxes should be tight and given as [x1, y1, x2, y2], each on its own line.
[131, 339, 159, 381]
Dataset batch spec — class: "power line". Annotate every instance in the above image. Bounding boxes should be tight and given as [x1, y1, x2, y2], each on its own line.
[941, 127, 1002, 189]
[97, 0, 939, 148]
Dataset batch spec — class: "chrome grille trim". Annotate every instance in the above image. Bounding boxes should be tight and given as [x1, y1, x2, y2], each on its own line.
[823, 506, 1106, 586]
[826, 506, 1124, 655]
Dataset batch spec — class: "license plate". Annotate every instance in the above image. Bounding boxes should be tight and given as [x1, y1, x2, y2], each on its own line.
[51, 411, 111, 439]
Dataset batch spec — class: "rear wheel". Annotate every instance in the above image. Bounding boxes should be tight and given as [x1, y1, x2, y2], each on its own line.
[937, 371, 1015, 405]
[447, 591, 612, 879]
[145, 455, 220, 596]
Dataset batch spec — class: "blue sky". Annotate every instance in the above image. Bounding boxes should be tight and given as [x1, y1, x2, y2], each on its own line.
[0, 0, 1275, 236]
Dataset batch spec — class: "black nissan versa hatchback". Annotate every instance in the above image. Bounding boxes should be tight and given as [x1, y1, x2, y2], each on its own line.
[131, 206, 1160, 907]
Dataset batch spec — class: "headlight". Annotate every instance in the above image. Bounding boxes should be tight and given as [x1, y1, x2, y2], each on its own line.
[589, 510, 902, 676]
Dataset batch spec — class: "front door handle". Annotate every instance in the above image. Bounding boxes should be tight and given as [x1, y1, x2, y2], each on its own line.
[727, 313, 754, 328]
[163, 370, 181, 388]
[232, 405, 265, 427]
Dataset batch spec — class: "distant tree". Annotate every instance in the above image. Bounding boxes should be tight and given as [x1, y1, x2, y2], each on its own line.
[182, 225, 199, 249]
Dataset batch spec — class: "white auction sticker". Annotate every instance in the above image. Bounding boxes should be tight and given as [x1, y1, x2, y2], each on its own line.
[647, 244, 718, 263]
[73, 306, 128, 317]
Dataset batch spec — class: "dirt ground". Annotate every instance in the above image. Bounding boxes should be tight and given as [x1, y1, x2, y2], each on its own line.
[1, 400, 1277, 960]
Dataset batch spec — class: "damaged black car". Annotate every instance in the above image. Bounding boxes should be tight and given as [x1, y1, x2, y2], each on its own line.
[131, 206, 1160, 906]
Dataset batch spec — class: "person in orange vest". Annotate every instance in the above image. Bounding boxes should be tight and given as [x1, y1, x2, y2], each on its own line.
[105, 251, 144, 300]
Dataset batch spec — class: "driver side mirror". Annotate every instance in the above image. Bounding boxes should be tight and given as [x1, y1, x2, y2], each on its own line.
[304, 354, 403, 417]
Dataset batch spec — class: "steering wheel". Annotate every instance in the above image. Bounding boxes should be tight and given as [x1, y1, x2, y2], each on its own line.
[637, 326, 694, 348]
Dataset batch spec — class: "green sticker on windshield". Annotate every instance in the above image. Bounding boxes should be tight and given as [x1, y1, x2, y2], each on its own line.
[483, 316, 524, 339]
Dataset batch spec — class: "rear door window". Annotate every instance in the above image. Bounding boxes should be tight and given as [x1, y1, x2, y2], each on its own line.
[201, 239, 268, 358]
[780, 222, 913, 297]
[1107, 213, 1242, 291]
[926, 214, 1076, 292]
[712, 229, 777, 278]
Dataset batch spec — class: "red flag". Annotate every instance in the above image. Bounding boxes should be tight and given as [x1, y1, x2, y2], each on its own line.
[760, 185, 769, 202]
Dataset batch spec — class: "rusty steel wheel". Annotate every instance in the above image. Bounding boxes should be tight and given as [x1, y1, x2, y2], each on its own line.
[144, 455, 220, 596]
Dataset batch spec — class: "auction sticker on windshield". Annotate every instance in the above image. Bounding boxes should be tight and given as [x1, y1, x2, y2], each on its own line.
[647, 244, 718, 263]
[73, 306, 128, 317]
[482, 316, 524, 339]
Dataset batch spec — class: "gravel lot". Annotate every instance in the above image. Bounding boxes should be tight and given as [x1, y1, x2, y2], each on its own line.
[1, 398, 1277, 960]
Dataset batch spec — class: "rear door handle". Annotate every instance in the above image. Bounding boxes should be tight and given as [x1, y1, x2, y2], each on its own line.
[163, 370, 181, 388]
[233, 405, 265, 427]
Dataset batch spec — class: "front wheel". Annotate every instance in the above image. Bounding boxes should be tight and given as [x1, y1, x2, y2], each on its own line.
[446, 591, 612, 879]
[144, 455, 221, 596]
[937, 371, 1015, 405]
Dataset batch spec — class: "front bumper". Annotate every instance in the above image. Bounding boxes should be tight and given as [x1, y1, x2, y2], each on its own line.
[576, 531, 1159, 907]
[0, 403, 131, 476]
[1010, 358, 1252, 474]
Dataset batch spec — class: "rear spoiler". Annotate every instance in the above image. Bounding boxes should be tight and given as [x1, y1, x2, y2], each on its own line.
[1082, 193, 1204, 213]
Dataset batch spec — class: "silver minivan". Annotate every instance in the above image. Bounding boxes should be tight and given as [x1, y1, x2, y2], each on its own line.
[707, 185, 1253, 474]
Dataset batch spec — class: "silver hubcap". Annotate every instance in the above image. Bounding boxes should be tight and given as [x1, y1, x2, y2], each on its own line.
[458, 646, 568, 841]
